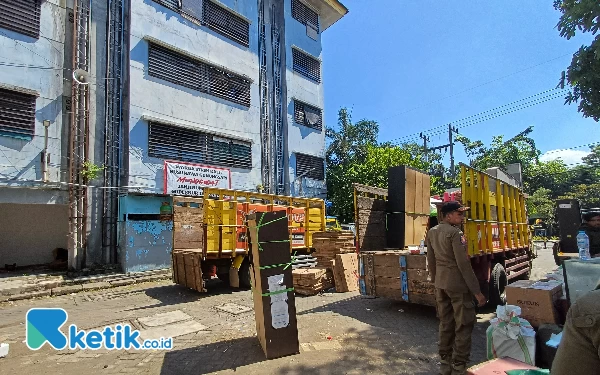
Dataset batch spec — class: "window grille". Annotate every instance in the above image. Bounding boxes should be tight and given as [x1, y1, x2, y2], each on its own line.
[153, 0, 250, 47]
[148, 122, 252, 169]
[0, 0, 41, 38]
[294, 100, 322, 131]
[292, 49, 321, 83]
[148, 42, 251, 107]
[296, 153, 324, 180]
[0, 87, 36, 138]
[291, 0, 319, 33]
[202, 0, 249, 47]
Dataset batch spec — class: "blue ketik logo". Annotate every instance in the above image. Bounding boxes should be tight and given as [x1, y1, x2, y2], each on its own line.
[26, 308, 69, 350]
[25, 308, 172, 351]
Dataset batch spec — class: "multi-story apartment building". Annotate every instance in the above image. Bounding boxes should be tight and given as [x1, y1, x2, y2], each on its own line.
[0, 0, 72, 268]
[0, 0, 347, 273]
[128, 0, 346, 196]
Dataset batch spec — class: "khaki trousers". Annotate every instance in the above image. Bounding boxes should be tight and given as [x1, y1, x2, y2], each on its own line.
[435, 288, 476, 367]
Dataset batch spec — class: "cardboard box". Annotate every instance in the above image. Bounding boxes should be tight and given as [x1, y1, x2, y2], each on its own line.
[333, 253, 359, 292]
[248, 212, 299, 360]
[467, 357, 541, 374]
[505, 280, 563, 328]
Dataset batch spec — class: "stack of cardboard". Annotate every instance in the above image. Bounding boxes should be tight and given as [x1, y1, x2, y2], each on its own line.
[312, 231, 355, 269]
[360, 250, 435, 306]
[292, 268, 334, 295]
[333, 253, 359, 292]
[247, 211, 299, 359]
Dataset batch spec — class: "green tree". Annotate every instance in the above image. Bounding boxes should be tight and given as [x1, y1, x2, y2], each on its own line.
[558, 145, 600, 207]
[527, 188, 556, 223]
[554, 0, 600, 121]
[326, 109, 431, 222]
[455, 130, 574, 197]
[326, 108, 378, 167]
[559, 183, 600, 208]
[327, 144, 428, 222]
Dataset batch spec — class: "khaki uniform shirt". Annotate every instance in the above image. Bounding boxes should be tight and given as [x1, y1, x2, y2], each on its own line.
[426, 222, 481, 295]
[552, 286, 600, 375]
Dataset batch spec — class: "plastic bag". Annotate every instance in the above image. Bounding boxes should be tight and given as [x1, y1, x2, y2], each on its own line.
[486, 305, 536, 365]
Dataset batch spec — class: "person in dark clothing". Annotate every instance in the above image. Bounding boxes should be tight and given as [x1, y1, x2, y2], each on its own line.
[582, 212, 600, 258]
[552, 281, 600, 375]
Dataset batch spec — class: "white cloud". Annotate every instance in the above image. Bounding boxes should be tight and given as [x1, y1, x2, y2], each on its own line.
[540, 149, 590, 165]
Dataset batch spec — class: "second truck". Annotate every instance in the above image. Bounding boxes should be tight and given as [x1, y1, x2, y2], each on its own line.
[356, 163, 534, 308]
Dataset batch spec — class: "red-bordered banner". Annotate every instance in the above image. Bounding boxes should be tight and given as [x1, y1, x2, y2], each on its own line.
[163, 160, 231, 196]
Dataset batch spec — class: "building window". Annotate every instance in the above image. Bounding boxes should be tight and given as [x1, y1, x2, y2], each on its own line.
[202, 0, 250, 47]
[152, 0, 250, 48]
[292, 49, 321, 83]
[291, 0, 319, 33]
[148, 42, 251, 107]
[0, 0, 41, 38]
[296, 153, 324, 180]
[0, 87, 36, 138]
[148, 122, 252, 169]
[294, 100, 322, 131]
[154, 0, 180, 11]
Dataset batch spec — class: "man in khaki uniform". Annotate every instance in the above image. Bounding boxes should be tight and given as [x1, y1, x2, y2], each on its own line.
[426, 201, 486, 375]
[552, 281, 600, 374]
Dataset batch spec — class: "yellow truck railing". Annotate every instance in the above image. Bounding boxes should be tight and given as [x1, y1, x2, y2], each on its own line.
[198, 188, 326, 257]
[460, 163, 529, 256]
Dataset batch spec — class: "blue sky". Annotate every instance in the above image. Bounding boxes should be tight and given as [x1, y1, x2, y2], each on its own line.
[321, 1, 599, 165]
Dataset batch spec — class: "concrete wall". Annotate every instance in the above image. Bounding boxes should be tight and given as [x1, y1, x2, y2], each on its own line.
[127, 0, 262, 194]
[0, 0, 67, 186]
[0, 203, 69, 266]
[283, 0, 326, 198]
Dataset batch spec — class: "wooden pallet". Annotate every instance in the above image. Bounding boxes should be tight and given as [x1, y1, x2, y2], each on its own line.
[172, 249, 206, 292]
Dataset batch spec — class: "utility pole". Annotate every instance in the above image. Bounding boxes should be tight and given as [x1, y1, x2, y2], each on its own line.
[420, 133, 430, 163]
[448, 124, 458, 178]
[425, 125, 458, 177]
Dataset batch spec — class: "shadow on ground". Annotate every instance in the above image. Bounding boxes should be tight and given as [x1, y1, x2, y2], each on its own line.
[159, 294, 493, 374]
[159, 324, 441, 375]
[125, 278, 249, 312]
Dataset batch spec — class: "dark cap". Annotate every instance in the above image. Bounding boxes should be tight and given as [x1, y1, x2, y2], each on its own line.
[440, 201, 470, 216]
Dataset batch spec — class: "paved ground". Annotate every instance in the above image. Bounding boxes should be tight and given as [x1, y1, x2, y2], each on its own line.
[0, 250, 557, 375]
[530, 241, 558, 280]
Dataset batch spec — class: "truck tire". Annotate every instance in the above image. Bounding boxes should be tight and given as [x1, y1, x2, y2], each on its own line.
[217, 273, 230, 286]
[489, 263, 507, 307]
[239, 261, 252, 289]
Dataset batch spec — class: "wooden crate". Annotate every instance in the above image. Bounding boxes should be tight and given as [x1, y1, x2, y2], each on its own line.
[172, 249, 205, 292]
[173, 196, 204, 252]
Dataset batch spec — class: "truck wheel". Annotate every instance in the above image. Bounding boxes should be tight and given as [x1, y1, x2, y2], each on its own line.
[239, 261, 252, 289]
[489, 263, 507, 307]
[217, 273, 230, 286]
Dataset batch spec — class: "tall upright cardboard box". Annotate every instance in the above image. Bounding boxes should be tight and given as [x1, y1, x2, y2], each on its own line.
[387, 166, 431, 248]
[247, 211, 299, 359]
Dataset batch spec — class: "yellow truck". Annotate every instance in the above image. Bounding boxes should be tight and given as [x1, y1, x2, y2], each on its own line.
[356, 164, 533, 307]
[170, 187, 326, 292]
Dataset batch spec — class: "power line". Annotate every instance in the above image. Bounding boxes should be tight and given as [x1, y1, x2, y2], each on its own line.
[543, 142, 600, 155]
[378, 53, 572, 122]
[388, 88, 563, 143]
[389, 89, 566, 145]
